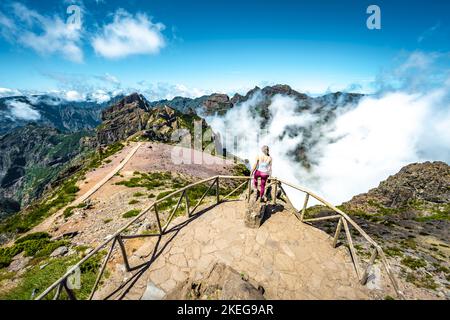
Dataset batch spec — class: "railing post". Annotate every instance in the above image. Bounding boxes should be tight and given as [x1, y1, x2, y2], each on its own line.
[360, 247, 378, 285]
[333, 217, 343, 248]
[162, 190, 185, 233]
[247, 177, 252, 202]
[116, 234, 131, 272]
[185, 191, 190, 217]
[216, 177, 220, 204]
[53, 282, 63, 300]
[377, 246, 404, 299]
[300, 193, 309, 221]
[88, 238, 117, 300]
[273, 180, 278, 204]
[342, 219, 362, 279]
[154, 205, 162, 235]
[190, 178, 216, 215]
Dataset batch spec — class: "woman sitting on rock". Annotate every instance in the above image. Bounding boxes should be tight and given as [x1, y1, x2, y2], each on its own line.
[251, 145, 272, 202]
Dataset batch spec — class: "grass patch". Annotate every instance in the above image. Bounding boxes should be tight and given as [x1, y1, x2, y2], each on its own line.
[63, 202, 87, 219]
[0, 141, 126, 237]
[385, 246, 404, 257]
[400, 239, 417, 250]
[128, 199, 140, 205]
[232, 163, 251, 177]
[401, 256, 427, 270]
[415, 210, 450, 222]
[0, 179, 80, 234]
[122, 210, 141, 219]
[405, 272, 438, 290]
[133, 192, 145, 197]
[0, 232, 69, 269]
[0, 251, 105, 300]
[86, 142, 124, 171]
[115, 171, 173, 190]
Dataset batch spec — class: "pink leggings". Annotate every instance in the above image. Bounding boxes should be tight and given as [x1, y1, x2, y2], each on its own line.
[253, 170, 269, 197]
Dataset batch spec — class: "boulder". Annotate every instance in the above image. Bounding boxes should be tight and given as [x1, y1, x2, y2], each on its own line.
[141, 282, 166, 300]
[165, 262, 265, 300]
[8, 252, 32, 272]
[245, 196, 267, 228]
[50, 246, 69, 257]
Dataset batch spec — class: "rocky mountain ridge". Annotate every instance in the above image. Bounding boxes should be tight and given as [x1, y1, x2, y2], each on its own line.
[344, 161, 450, 217]
[96, 93, 208, 146]
[0, 94, 125, 135]
[0, 124, 90, 219]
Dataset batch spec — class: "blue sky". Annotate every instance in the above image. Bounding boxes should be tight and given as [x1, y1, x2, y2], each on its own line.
[0, 0, 449, 99]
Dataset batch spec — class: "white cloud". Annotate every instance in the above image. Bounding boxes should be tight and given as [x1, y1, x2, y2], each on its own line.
[7, 100, 41, 120]
[65, 90, 85, 101]
[90, 89, 111, 103]
[137, 81, 208, 100]
[103, 73, 120, 85]
[206, 52, 450, 207]
[0, 87, 22, 97]
[92, 9, 165, 59]
[0, 3, 84, 62]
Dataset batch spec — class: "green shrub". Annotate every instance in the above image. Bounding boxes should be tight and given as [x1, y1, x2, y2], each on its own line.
[401, 256, 427, 270]
[385, 246, 404, 257]
[156, 190, 175, 200]
[0, 179, 80, 234]
[0, 252, 104, 300]
[15, 232, 50, 244]
[0, 234, 70, 269]
[63, 206, 75, 218]
[122, 210, 141, 219]
[133, 192, 145, 197]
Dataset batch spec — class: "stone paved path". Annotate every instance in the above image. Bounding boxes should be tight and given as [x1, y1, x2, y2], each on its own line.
[96, 200, 371, 300]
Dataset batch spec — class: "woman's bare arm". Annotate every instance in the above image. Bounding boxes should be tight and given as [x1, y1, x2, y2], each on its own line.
[251, 156, 259, 175]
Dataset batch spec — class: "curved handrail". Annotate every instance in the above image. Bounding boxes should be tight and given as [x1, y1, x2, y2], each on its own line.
[274, 177, 403, 298]
[35, 175, 403, 300]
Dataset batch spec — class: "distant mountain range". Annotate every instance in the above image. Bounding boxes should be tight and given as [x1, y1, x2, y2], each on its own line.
[0, 85, 364, 136]
[0, 94, 125, 135]
[0, 84, 364, 218]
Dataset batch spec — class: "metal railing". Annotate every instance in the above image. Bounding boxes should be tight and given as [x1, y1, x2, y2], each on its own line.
[35, 175, 403, 300]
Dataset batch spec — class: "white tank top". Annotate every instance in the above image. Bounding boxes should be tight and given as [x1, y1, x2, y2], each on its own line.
[258, 156, 270, 173]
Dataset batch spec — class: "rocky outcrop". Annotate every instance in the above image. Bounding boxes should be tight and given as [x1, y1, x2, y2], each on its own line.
[344, 161, 450, 215]
[97, 93, 151, 145]
[245, 197, 267, 228]
[166, 262, 265, 300]
[199, 94, 233, 116]
[97, 93, 210, 146]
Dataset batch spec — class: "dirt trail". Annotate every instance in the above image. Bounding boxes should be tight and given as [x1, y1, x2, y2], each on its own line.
[30, 142, 240, 247]
[31, 142, 142, 234]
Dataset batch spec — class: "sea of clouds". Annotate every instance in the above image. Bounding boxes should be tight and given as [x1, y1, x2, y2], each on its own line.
[206, 52, 450, 208]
